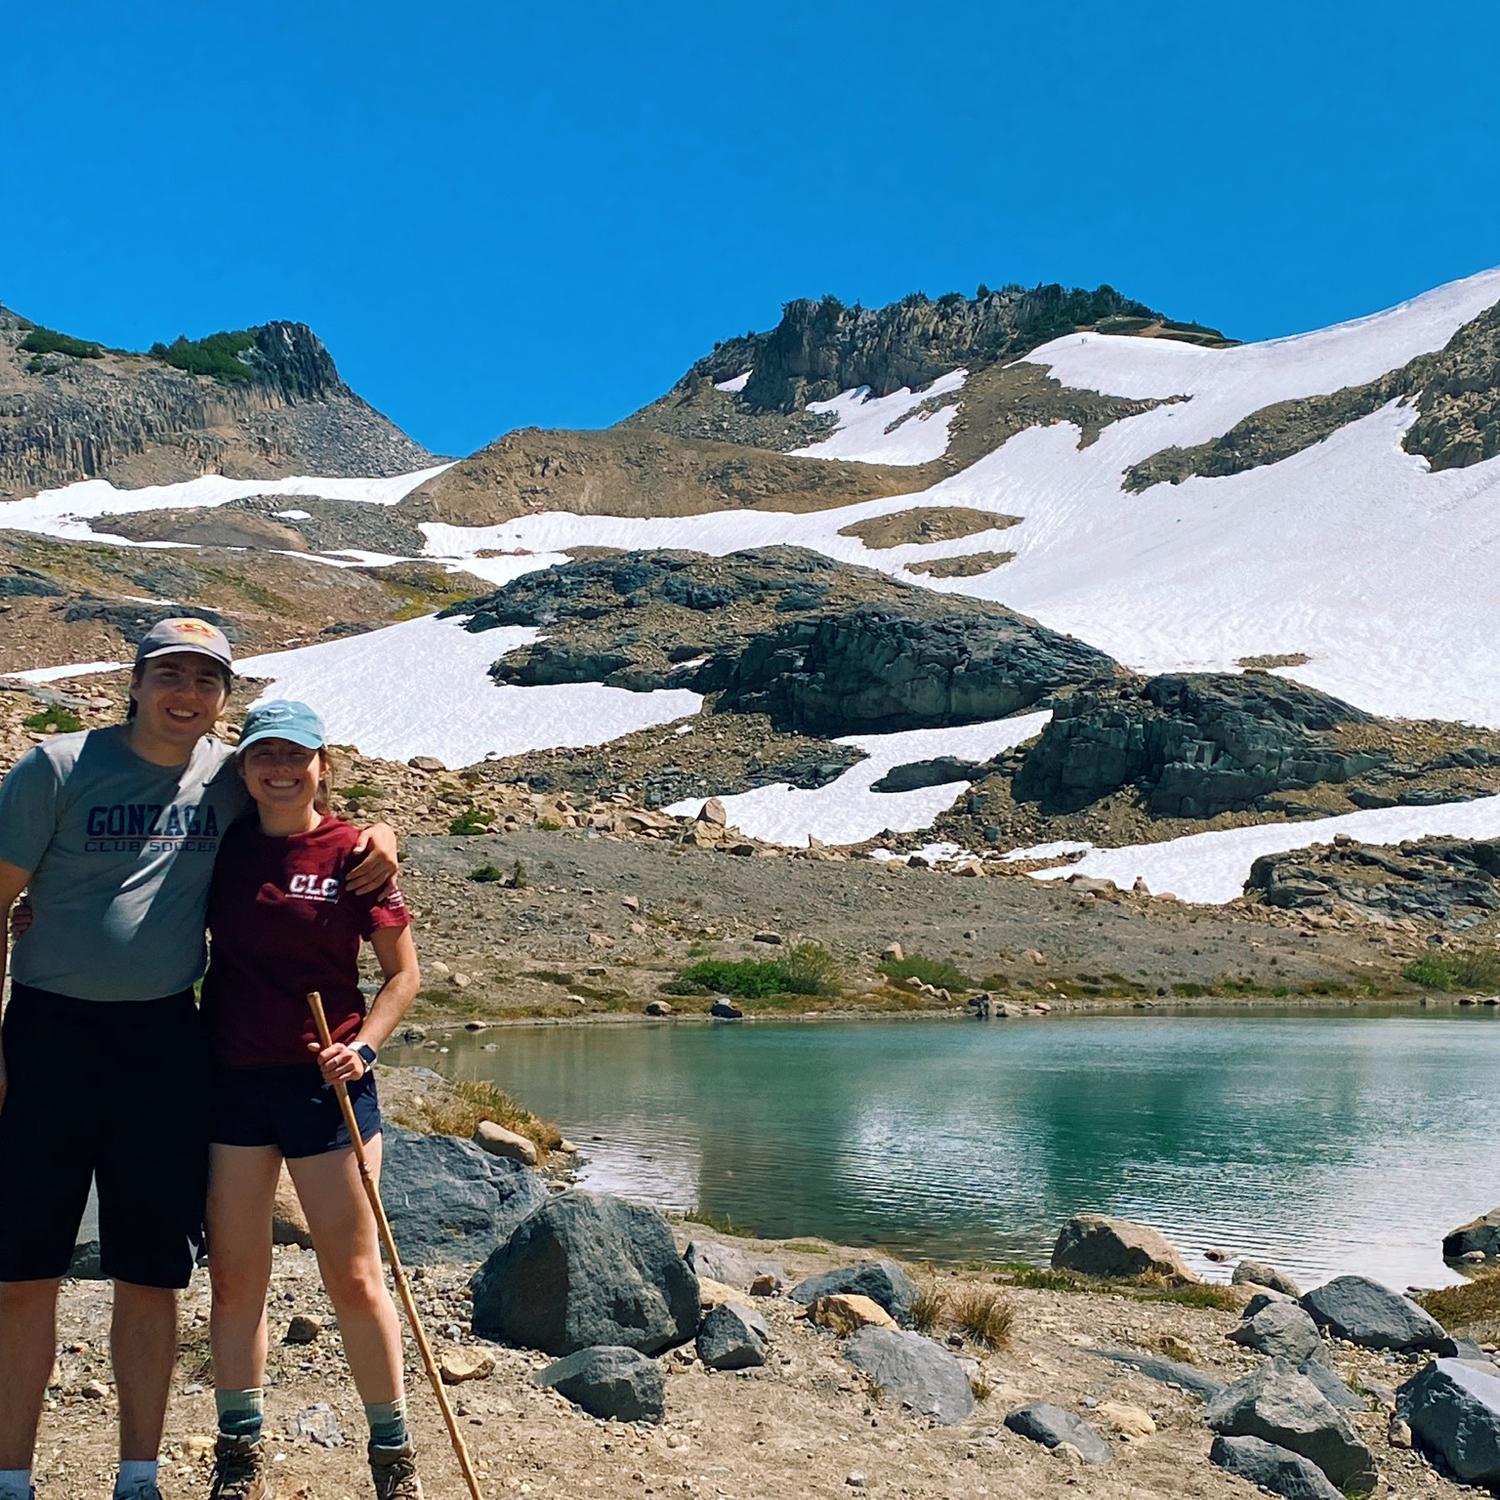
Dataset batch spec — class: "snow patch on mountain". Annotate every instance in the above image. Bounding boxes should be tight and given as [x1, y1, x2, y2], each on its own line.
[790, 369, 966, 464]
[713, 370, 752, 393]
[237, 613, 701, 768]
[666, 711, 1049, 847]
[1022, 792, 1500, 904]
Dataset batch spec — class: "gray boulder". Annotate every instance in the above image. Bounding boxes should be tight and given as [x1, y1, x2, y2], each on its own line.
[1004, 1403, 1112, 1463]
[381, 1126, 546, 1266]
[1228, 1302, 1323, 1364]
[684, 1240, 785, 1290]
[1205, 1359, 1377, 1493]
[536, 1346, 666, 1424]
[1444, 1208, 1500, 1261]
[696, 1302, 770, 1371]
[1051, 1214, 1195, 1281]
[1091, 1347, 1224, 1402]
[1397, 1357, 1500, 1484]
[471, 1191, 699, 1356]
[1297, 1359, 1366, 1412]
[1301, 1275, 1448, 1353]
[1245, 1289, 1297, 1317]
[842, 1328, 975, 1425]
[1209, 1434, 1344, 1500]
[1233, 1260, 1303, 1296]
[790, 1259, 917, 1323]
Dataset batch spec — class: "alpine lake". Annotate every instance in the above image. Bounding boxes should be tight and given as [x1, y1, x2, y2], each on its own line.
[387, 1007, 1500, 1290]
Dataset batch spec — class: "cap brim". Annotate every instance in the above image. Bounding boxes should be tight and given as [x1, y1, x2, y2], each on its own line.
[237, 726, 325, 752]
[139, 643, 235, 672]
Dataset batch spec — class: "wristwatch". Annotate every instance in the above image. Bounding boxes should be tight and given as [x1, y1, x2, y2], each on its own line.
[355, 1043, 378, 1070]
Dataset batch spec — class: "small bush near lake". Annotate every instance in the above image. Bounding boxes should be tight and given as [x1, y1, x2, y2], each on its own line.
[675, 942, 839, 999]
[680, 1206, 751, 1238]
[468, 863, 505, 883]
[880, 952, 971, 991]
[149, 329, 256, 381]
[910, 1282, 946, 1334]
[20, 326, 102, 358]
[1418, 1272, 1500, 1334]
[1404, 949, 1500, 993]
[393, 1078, 559, 1160]
[948, 1284, 1015, 1348]
[991, 1261, 1236, 1310]
[23, 705, 83, 734]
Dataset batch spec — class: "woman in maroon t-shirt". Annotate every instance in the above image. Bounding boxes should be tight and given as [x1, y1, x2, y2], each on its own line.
[200, 700, 424, 1500]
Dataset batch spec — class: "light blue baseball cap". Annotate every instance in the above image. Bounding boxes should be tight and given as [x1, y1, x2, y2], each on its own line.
[238, 699, 327, 752]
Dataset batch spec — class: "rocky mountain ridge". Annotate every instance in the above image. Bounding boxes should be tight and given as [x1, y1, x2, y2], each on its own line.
[0, 305, 434, 498]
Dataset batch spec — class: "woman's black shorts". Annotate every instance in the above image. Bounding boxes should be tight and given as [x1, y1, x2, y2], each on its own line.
[209, 1064, 381, 1158]
[0, 984, 209, 1289]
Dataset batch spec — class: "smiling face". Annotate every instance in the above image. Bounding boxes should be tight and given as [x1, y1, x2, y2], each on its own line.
[239, 736, 326, 817]
[128, 652, 230, 756]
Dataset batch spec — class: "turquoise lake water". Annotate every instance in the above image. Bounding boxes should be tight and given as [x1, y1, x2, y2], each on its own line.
[389, 1009, 1500, 1289]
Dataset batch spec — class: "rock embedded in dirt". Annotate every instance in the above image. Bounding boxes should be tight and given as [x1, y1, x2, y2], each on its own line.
[284, 1314, 322, 1345]
[472, 1120, 540, 1167]
[841, 1327, 976, 1426]
[790, 1259, 918, 1324]
[683, 1240, 786, 1291]
[1209, 1433, 1345, 1500]
[381, 1126, 546, 1266]
[471, 1191, 699, 1356]
[1397, 1357, 1500, 1484]
[1233, 1260, 1302, 1296]
[1228, 1302, 1323, 1364]
[438, 1347, 495, 1385]
[1444, 1207, 1500, 1261]
[696, 1302, 771, 1371]
[536, 1345, 667, 1424]
[1050, 1214, 1196, 1282]
[1091, 1347, 1224, 1402]
[1003, 1403, 1113, 1463]
[1205, 1358, 1378, 1493]
[1300, 1275, 1449, 1353]
[1097, 1401, 1154, 1440]
[809, 1293, 897, 1335]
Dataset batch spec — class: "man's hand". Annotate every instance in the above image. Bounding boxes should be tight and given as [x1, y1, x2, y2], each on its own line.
[347, 822, 398, 895]
[309, 1039, 367, 1085]
[9, 895, 32, 941]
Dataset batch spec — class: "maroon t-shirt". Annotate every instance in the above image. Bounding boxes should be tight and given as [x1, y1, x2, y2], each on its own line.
[202, 815, 410, 1068]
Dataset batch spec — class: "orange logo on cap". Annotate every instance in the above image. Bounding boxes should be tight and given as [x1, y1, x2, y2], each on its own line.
[170, 619, 219, 639]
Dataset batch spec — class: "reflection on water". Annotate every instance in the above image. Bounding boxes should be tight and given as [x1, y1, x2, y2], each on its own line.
[390, 1010, 1500, 1288]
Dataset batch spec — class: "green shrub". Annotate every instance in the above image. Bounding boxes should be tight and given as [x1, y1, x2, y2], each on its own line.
[148, 329, 256, 381]
[536, 815, 563, 831]
[448, 809, 491, 836]
[675, 943, 839, 999]
[510, 859, 528, 890]
[468, 864, 505, 883]
[341, 781, 380, 801]
[880, 953, 971, 991]
[1404, 949, 1500, 992]
[23, 706, 82, 733]
[19, 327, 102, 359]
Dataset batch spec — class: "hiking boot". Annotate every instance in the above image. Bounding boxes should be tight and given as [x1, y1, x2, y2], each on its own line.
[209, 1433, 274, 1499]
[115, 1487, 164, 1500]
[368, 1440, 424, 1499]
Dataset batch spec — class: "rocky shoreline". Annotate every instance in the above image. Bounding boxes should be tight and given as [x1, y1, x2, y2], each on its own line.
[45, 1076, 1500, 1500]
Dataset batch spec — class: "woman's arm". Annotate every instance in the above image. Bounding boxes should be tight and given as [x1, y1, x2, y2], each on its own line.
[312, 923, 421, 1084]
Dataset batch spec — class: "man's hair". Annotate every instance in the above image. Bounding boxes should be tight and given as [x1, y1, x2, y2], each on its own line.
[126, 660, 233, 721]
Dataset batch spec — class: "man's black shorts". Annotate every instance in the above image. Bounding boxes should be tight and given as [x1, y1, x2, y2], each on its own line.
[209, 1064, 381, 1159]
[0, 984, 209, 1288]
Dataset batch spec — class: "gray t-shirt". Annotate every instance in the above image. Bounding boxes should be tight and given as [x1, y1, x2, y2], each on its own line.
[0, 726, 248, 1001]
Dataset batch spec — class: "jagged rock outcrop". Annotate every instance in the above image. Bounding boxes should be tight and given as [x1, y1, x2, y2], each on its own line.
[663, 284, 1223, 417]
[1245, 836, 1500, 928]
[0, 306, 433, 497]
[1012, 673, 1382, 817]
[448, 547, 1116, 736]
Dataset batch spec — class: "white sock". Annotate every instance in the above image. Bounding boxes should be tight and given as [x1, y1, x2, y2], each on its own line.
[0, 1470, 31, 1500]
[114, 1459, 158, 1496]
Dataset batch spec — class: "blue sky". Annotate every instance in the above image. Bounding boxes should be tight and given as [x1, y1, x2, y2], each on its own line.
[4, 1, 1497, 458]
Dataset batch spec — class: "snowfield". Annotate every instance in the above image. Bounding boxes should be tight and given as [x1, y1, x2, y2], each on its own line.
[666, 713, 1050, 847]
[790, 369, 967, 465]
[1024, 793, 1500, 905]
[236, 614, 701, 768]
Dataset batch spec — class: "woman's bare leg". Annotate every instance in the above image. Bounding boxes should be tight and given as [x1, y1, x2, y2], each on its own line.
[206, 1144, 281, 1391]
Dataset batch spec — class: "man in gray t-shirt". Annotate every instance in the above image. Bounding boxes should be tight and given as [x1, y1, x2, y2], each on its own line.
[0, 618, 395, 1500]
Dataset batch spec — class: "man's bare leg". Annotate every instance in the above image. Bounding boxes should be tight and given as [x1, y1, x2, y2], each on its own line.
[0, 1277, 61, 1471]
[113, 1282, 177, 1463]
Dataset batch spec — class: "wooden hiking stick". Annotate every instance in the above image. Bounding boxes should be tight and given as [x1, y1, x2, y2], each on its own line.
[305, 990, 486, 1500]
